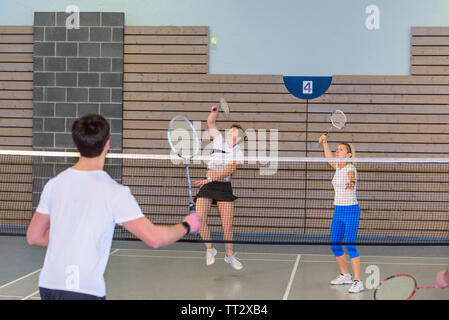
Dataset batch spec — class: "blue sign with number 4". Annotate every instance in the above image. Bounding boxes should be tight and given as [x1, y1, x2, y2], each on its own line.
[283, 76, 332, 100]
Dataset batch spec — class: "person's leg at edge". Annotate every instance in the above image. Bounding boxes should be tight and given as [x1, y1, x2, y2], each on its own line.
[217, 201, 234, 257]
[330, 209, 349, 275]
[197, 197, 217, 266]
[345, 205, 361, 281]
[217, 201, 243, 270]
[196, 197, 213, 249]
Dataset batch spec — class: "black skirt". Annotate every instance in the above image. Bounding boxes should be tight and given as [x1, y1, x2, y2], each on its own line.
[194, 181, 237, 205]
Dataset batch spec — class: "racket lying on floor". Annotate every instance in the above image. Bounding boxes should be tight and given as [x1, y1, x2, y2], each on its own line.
[167, 115, 200, 217]
[374, 274, 438, 300]
[323, 109, 347, 137]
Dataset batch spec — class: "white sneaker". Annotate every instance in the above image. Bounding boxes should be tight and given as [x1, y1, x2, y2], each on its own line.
[330, 273, 353, 285]
[206, 248, 217, 266]
[348, 280, 364, 293]
[224, 254, 243, 270]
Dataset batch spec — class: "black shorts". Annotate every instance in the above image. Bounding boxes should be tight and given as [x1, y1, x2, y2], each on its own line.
[194, 181, 237, 205]
[39, 287, 106, 300]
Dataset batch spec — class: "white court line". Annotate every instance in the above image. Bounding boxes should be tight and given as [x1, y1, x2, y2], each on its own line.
[111, 251, 447, 265]
[112, 254, 204, 260]
[283, 254, 301, 301]
[18, 249, 120, 301]
[112, 254, 295, 262]
[301, 260, 449, 266]
[0, 268, 41, 290]
[21, 290, 39, 301]
[300, 253, 449, 260]
[111, 248, 298, 256]
[110, 248, 120, 255]
[18, 249, 121, 300]
[111, 249, 449, 260]
[0, 294, 23, 299]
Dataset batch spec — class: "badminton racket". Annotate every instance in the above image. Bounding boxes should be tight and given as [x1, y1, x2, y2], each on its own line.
[324, 109, 347, 137]
[219, 98, 230, 120]
[374, 274, 438, 300]
[167, 115, 200, 216]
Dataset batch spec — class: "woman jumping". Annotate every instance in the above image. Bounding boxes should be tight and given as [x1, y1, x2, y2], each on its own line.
[194, 105, 245, 270]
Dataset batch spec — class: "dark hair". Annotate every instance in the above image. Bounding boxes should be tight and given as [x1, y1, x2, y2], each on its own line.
[72, 114, 110, 158]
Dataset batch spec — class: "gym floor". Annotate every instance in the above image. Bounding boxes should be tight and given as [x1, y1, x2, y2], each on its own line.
[1, 236, 448, 300]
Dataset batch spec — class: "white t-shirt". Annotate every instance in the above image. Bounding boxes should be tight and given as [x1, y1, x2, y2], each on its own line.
[332, 163, 358, 206]
[36, 168, 144, 297]
[207, 134, 244, 182]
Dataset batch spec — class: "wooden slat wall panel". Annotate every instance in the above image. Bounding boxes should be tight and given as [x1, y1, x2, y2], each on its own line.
[0, 26, 33, 151]
[0, 27, 33, 233]
[124, 26, 209, 75]
[0, 156, 33, 233]
[118, 26, 449, 242]
[307, 75, 449, 157]
[123, 73, 306, 156]
[305, 89, 449, 242]
[126, 73, 449, 157]
[411, 27, 449, 76]
[1, 25, 448, 242]
[306, 72, 449, 239]
[119, 160, 449, 242]
[122, 27, 303, 241]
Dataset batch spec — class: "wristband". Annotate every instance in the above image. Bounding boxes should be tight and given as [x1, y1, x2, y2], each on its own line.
[181, 221, 191, 234]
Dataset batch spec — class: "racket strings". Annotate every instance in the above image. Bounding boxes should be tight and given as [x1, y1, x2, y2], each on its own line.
[375, 275, 416, 300]
[168, 116, 199, 159]
[220, 98, 230, 120]
[330, 111, 347, 129]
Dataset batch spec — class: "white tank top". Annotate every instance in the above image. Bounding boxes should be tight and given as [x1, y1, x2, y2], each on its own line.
[332, 163, 358, 206]
[207, 134, 244, 182]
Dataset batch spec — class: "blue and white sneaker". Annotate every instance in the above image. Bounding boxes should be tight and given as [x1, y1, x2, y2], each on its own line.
[348, 280, 364, 293]
[330, 273, 353, 285]
[224, 254, 243, 270]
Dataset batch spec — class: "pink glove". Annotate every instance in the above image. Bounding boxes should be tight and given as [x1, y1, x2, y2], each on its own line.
[436, 269, 449, 289]
[183, 212, 200, 233]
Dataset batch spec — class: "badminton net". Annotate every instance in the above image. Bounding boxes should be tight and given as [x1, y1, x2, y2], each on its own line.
[0, 149, 448, 245]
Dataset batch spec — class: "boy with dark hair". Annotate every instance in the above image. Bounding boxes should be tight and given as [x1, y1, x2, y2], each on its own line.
[27, 114, 200, 300]
[71, 113, 110, 157]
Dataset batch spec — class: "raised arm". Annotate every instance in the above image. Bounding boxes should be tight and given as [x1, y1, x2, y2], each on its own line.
[318, 134, 336, 169]
[207, 106, 220, 140]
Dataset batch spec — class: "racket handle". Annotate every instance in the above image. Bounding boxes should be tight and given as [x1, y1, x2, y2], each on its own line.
[324, 125, 333, 137]
[188, 203, 199, 235]
[183, 211, 200, 234]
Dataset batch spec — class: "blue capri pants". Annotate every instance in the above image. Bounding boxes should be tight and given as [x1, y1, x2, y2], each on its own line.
[330, 204, 360, 259]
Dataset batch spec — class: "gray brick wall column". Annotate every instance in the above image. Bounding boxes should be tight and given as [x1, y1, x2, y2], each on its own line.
[32, 12, 124, 207]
